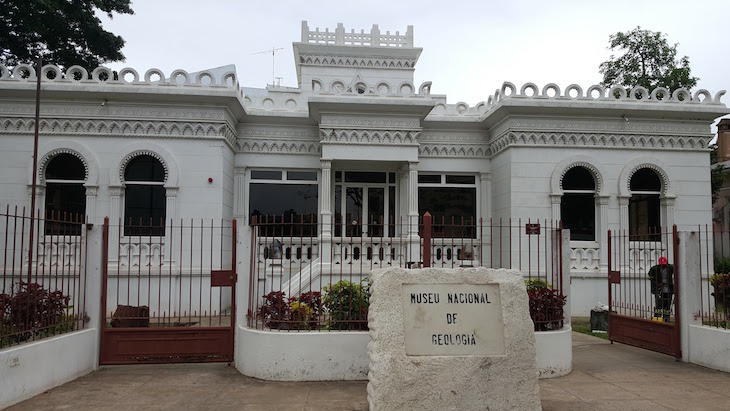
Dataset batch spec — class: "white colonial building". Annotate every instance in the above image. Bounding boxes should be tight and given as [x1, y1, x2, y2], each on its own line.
[0, 20, 727, 320]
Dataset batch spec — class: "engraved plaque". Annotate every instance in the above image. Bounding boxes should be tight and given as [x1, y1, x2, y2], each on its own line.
[402, 283, 505, 356]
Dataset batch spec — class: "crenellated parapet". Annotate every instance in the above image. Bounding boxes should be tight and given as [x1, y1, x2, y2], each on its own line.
[301, 21, 413, 48]
[0, 63, 246, 100]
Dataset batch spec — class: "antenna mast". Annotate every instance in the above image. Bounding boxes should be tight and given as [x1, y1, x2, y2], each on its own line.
[252, 47, 284, 86]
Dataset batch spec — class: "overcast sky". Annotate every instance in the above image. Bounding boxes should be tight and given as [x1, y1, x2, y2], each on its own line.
[98, 0, 729, 119]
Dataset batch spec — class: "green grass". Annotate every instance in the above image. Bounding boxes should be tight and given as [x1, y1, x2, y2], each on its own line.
[571, 316, 609, 340]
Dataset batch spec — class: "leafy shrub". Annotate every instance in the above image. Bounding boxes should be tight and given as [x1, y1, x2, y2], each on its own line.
[1, 282, 72, 346]
[525, 278, 549, 292]
[293, 291, 322, 330]
[527, 287, 566, 332]
[710, 273, 730, 315]
[714, 258, 730, 274]
[258, 291, 291, 330]
[323, 280, 369, 330]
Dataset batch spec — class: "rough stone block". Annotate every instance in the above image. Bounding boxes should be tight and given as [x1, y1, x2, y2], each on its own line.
[367, 267, 541, 411]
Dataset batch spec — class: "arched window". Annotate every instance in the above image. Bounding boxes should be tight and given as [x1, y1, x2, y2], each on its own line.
[629, 168, 661, 240]
[561, 166, 595, 241]
[44, 153, 85, 234]
[124, 155, 166, 236]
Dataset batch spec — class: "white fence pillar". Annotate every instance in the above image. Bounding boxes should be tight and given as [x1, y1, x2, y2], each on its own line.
[677, 230, 702, 363]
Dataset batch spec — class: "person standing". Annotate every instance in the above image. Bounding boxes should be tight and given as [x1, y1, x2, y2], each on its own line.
[648, 256, 674, 321]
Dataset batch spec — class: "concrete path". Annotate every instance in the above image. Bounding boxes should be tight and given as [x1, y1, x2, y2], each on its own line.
[7, 332, 730, 410]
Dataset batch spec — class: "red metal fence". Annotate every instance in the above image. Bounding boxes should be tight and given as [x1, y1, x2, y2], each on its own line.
[247, 214, 564, 332]
[0, 206, 88, 348]
[699, 224, 730, 330]
[100, 217, 236, 364]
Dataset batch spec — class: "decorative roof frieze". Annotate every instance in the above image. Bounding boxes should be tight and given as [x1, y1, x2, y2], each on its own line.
[319, 128, 419, 146]
[418, 144, 490, 158]
[237, 127, 319, 140]
[489, 118, 711, 141]
[299, 54, 417, 70]
[489, 131, 710, 157]
[320, 116, 421, 130]
[1, 117, 236, 147]
[0, 103, 228, 122]
[235, 139, 321, 155]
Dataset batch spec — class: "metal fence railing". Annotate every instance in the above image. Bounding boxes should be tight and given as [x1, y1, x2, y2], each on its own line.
[247, 214, 565, 332]
[102, 217, 235, 329]
[700, 224, 730, 329]
[1, 206, 88, 348]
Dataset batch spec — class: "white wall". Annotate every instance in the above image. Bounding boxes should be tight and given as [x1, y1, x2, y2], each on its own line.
[0, 329, 97, 409]
[687, 325, 730, 373]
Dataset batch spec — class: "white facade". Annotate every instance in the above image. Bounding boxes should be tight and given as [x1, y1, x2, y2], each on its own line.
[0, 21, 727, 315]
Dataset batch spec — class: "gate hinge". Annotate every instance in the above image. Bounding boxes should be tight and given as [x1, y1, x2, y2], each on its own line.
[609, 270, 621, 284]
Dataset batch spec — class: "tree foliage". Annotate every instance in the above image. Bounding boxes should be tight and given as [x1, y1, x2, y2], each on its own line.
[0, 0, 134, 69]
[599, 27, 698, 94]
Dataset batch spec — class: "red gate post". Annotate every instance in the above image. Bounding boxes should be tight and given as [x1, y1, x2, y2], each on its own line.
[672, 224, 681, 360]
[423, 212, 432, 268]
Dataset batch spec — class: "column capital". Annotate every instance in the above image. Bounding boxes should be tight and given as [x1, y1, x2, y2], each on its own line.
[320, 159, 332, 169]
[165, 187, 179, 197]
[597, 195, 610, 206]
[109, 186, 123, 197]
[408, 161, 418, 172]
[550, 193, 562, 204]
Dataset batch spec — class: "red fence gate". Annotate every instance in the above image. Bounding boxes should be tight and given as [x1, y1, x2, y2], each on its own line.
[607, 225, 680, 358]
[100, 218, 236, 364]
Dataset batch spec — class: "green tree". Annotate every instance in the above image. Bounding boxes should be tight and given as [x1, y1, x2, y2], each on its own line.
[0, 0, 133, 69]
[599, 27, 698, 94]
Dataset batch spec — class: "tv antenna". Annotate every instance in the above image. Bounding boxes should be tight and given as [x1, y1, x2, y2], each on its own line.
[252, 47, 284, 86]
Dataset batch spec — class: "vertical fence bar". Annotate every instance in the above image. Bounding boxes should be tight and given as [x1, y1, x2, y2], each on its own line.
[423, 212, 431, 268]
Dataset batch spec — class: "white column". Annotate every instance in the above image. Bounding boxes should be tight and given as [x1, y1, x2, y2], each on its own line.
[165, 187, 178, 265]
[84, 185, 98, 226]
[618, 195, 630, 234]
[407, 161, 419, 263]
[480, 174, 492, 267]
[109, 186, 122, 260]
[550, 194, 562, 225]
[319, 160, 332, 265]
[661, 195, 676, 260]
[233, 167, 246, 219]
[598, 195, 610, 271]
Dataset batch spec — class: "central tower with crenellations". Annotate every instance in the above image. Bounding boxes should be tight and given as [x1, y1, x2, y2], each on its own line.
[293, 21, 423, 94]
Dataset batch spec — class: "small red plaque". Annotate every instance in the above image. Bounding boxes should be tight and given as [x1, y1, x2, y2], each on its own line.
[525, 223, 540, 235]
[211, 270, 236, 287]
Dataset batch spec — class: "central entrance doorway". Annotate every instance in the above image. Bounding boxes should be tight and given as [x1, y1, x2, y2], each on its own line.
[334, 171, 397, 238]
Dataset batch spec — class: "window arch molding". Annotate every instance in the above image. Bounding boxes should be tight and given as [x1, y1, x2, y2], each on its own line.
[110, 142, 178, 188]
[618, 157, 672, 197]
[550, 155, 606, 196]
[34, 141, 99, 186]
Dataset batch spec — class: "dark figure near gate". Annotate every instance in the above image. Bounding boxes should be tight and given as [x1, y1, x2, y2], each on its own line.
[648, 256, 674, 322]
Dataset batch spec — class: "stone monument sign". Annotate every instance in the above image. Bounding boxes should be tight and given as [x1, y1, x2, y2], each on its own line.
[367, 267, 541, 411]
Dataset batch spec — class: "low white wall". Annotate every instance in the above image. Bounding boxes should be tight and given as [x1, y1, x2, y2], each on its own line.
[570, 274, 608, 316]
[236, 326, 370, 381]
[0, 329, 97, 409]
[236, 325, 571, 381]
[688, 325, 730, 373]
[535, 326, 573, 378]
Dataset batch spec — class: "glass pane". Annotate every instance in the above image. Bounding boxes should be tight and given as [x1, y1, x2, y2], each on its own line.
[44, 183, 85, 235]
[418, 187, 476, 238]
[368, 188, 385, 237]
[629, 194, 661, 240]
[418, 174, 441, 184]
[630, 168, 661, 192]
[287, 171, 317, 181]
[346, 187, 363, 237]
[345, 172, 386, 183]
[251, 170, 282, 180]
[124, 185, 166, 236]
[389, 172, 396, 183]
[562, 167, 595, 191]
[45, 153, 85, 180]
[335, 171, 342, 182]
[445, 175, 475, 184]
[335, 186, 342, 237]
[125, 155, 165, 182]
[249, 183, 318, 236]
[561, 193, 595, 241]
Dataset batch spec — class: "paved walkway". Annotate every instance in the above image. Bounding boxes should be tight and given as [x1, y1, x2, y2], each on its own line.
[7, 332, 730, 410]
